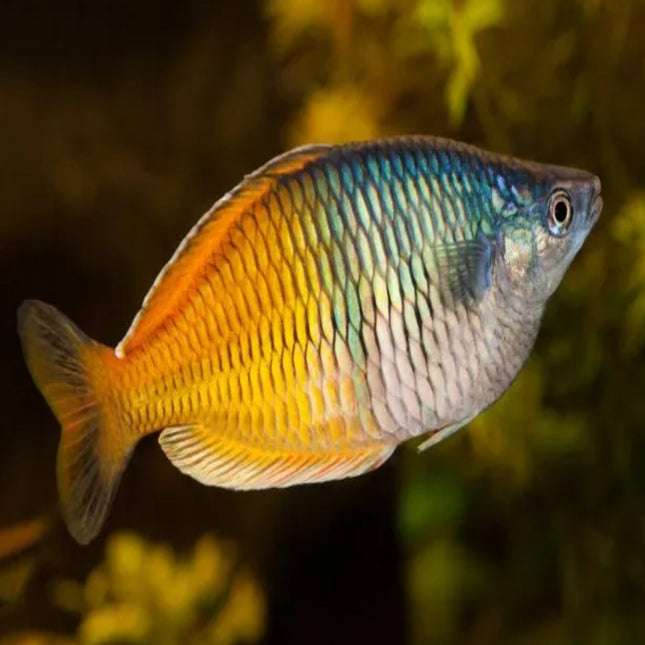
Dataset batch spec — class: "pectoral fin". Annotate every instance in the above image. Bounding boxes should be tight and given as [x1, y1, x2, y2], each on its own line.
[434, 234, 499, 305]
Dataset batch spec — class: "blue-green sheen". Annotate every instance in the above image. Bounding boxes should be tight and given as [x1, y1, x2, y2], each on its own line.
[273, 136, 600, 444]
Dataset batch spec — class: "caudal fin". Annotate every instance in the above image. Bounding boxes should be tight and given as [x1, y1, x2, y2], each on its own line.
[17, 300, 134, 544]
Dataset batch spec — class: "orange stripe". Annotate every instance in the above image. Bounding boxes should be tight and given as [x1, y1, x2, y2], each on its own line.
[117, 147, 327, 357]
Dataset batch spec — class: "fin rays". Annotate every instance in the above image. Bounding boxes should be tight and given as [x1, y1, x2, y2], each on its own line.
[159, 424, 395, 490]
[18, 300, 136, 544]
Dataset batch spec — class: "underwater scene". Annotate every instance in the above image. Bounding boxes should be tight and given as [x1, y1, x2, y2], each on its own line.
[1, 1, 645, 644]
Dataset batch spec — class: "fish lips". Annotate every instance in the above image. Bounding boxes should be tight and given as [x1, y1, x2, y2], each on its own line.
[588, 194, 603, 228]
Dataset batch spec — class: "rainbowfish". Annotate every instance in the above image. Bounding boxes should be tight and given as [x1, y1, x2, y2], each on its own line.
[18, 137, 602, 544]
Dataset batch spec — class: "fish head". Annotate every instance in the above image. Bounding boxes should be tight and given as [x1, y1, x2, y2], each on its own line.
[494, 162, 602, 304]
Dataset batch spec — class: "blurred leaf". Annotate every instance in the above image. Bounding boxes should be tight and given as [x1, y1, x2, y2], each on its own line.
[0, 634, 75, 645]
[0, 516, 49, 604]
[79, 603, 151, 645]
[288, 85, 381, 145]
[356, 0, 390, 16]
[73, 532, 263, 645]
[204, 573, 265, 645]
[414, 0, 453, 62]
[408, 538, 488, 643]
[266, 0, 334, 49]
[7, 532, 265, 645]
[467, 364, 586, 487]
[0, 557, 36, 605]
[0, 516, 50, 562]
[399, 470, 466, 543]
[416, 0, 505, 124]
[613, 193, 645, 351]
[266, 0, 354, 53]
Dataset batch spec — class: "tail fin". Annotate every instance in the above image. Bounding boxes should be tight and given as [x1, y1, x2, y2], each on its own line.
[17, 300, 134, 544]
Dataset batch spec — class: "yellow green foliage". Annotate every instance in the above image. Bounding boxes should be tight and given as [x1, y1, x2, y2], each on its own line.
[613, 194, 645, 351]
[2, 533, 265, 645]
[415, 0, 505, 125]
[0, 634, 75, 645]
[78, 533, 264, 645]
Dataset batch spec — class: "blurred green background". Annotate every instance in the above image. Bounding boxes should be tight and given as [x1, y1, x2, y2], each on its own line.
[1, 1, 645, 644]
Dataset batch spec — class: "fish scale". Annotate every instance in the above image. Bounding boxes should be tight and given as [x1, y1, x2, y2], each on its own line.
[18, 136, 602, 543]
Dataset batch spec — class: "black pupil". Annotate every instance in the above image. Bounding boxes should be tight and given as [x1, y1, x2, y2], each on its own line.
[554, 199, 569, 224]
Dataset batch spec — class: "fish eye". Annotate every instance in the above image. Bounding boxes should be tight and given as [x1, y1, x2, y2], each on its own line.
[547, 190, 573, 236]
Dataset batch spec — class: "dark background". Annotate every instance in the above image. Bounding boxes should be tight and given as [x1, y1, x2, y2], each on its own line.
[1, 1, 644, 644]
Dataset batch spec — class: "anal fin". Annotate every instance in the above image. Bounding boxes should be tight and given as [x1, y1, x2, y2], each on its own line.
[159, 424, 395, 490]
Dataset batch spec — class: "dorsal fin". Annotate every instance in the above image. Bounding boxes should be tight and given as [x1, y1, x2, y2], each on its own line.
[115, 144, 330, 357]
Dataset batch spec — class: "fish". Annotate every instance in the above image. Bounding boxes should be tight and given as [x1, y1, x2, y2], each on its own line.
[17, 136, 602, 544]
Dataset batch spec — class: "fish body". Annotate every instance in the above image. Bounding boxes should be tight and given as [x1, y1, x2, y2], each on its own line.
[18, 136, 602, 543]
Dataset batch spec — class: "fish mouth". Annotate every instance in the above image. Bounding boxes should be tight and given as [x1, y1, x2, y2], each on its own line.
[588, 194, 603, 227]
